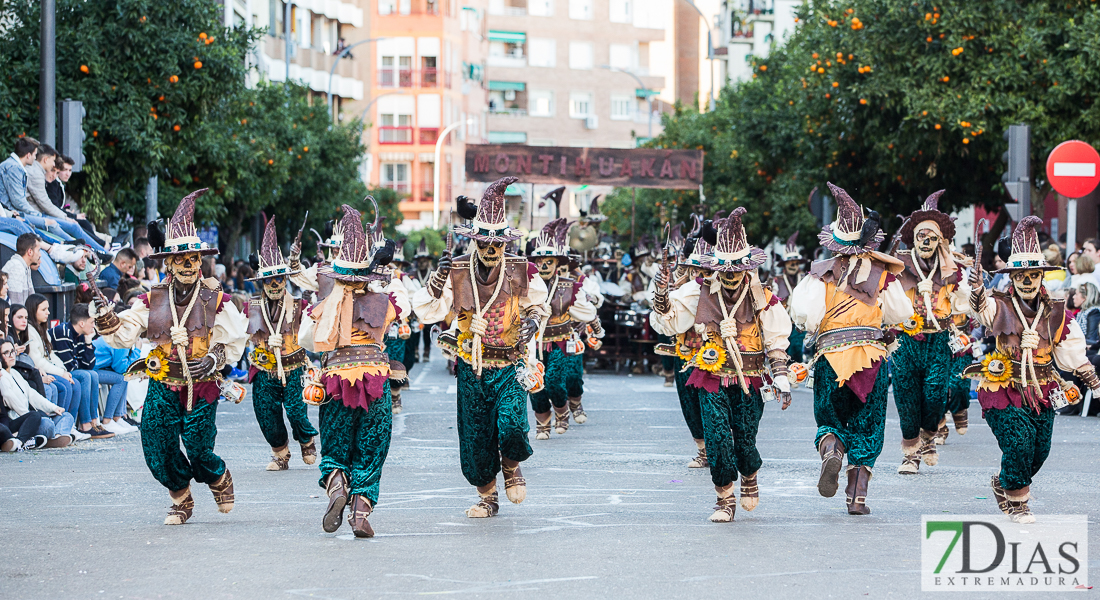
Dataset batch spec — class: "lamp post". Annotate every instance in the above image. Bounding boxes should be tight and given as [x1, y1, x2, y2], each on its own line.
[357, 91, 408, 128]
[433, 119, 475, 229]
[327, 37, 387, 118]
[599, 65, 652, 140]
[680, 0, 716, 112]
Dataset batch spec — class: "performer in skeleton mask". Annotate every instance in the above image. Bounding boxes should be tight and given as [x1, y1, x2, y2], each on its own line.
[966, 216, 1100, 523]
[408, 239, 436, 362]
[92, 189, 248, 525]
[299, 203, 410, 538]
[561, 249, 606, 425]
[651, 216, 717, 469]
[527, 219, 598, 439]
[245, 217, 319, 471]
[790, 183, 911, 516]
[890, 191, 971, 474]
[412, 177, 549, 518]
[619, 238, 657, 305]
[288, 218, 342, 302]
[772, 231, 807, 363]
[652, 208, 794, 522]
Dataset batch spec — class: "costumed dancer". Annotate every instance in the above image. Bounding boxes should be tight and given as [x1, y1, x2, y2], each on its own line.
[939, 311, 976, 444]
[299, 202, 410, 538]
[409, 239, 437, 362]
[245, 216, 319, 471]
[528, 219, 597, 439]
[561, 248, 605, 424]
[789, 183, 911, 515]
[890, 191, 971, 474]
[772, 231, 807, 363]
[652, 208, 794, 522]
[411, 176, 549, 518]
[651, 216, 717, 469]
[288, 218, 342, 302]
[91, 189, 248, 525]
[384, 249, 413, 415]
[966, 216, 1100, 523]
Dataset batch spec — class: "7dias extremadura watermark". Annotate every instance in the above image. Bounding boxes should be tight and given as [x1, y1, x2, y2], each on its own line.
[922, 515, 1088, 592]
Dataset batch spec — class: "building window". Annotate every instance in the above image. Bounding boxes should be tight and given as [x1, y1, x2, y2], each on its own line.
[568, 41, 593, 70]
[569, 92, 593, 118]
[609, 0, 631, 22]
[610, 94, 633, 120]
[609, 43, 634, 70]
[528, 38, 556, 67]
[488, 82, 527, 115]
[379, 55, 414, 87]
[379, 113, 413, 143]
[488, 31, 527, 67]
[529, 90, 554, 117]
[381, 163, 411, 193]
[379, 0, 411, 15]
[568, 0, 592, 20]
[529, 0, 553, 16]
[488, 131, 528, 144]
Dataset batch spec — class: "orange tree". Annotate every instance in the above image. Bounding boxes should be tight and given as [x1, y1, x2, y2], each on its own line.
[612, 0, 1100, 253]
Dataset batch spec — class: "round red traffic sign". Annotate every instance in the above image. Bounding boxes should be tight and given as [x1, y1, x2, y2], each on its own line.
[1046, 140, 1100, 198]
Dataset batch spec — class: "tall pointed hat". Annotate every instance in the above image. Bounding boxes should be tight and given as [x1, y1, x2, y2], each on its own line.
[781, 230, 802, 262]
[701, 207, 767, 272]
[414, 237, 431, 259]
[150, 188, 220, 259]
[454, 176, 523, 242]
[995, 216, 1058, 273]
[818, 182, 884, 255]
[529, 218, 569, 258]
[247, 215, 299, 281]
[320, 203, 388, 282]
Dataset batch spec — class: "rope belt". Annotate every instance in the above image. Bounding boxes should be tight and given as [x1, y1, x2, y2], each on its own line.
[909, 249, 942, 331]
[716, 282, 752, 394]
[260, 296, 289, 384]
[468, 254, 506, 377]
[1011, 297, 1045, 408]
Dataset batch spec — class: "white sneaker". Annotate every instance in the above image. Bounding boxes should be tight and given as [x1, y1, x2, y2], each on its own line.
[101, 420, 123, 434]
[71, 428, 91, 442]
[115, 420, 138, 433]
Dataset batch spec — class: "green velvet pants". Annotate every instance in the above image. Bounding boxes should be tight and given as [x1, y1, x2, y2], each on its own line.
[892, 331, 952, 439]
[456, 360, 533, 487]
[946, 351, 973, 414]
[813, 357, 889, 468]
[385, 335, 407, 389]
[140, 380, 226, 492]
[984, 404, 1055, 492]
[788, 328, 806, 364]
[316, 383, 392, 504]
[673, 357, 704, 440]
[698, 384, 765, 487]
[564, 352, 585, 398]
[530, 346, 569, 412]
[252, 366, 318, 449]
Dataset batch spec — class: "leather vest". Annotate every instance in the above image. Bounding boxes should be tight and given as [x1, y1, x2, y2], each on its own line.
[545, 275, 578, 326]
[773, 272, 802, 305]
[693, 282, 768, 374]
[450, 255, 531, 348]
[896, 253, 960, 320]
[989, 293, 1067, 367]
[145, 280, 223, 352]
[247, 296, 303, 349]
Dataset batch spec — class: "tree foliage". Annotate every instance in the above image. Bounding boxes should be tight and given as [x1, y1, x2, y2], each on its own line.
[618, 0, 1100, 253]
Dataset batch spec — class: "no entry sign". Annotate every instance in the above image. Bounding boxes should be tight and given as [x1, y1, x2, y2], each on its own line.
[1046, 140, 1100, 198]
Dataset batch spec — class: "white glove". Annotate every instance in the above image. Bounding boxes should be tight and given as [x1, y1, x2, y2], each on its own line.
[773, 375, 791, 394]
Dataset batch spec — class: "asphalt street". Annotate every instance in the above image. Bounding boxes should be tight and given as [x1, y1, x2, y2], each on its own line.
[2, 355, 1098, 599]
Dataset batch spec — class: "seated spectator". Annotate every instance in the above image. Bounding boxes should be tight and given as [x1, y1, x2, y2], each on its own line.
[2, 232, 87, 305]
[93, 334, 139, 432]
[22, 143, 107, 252]
[116, 276, 142, 301]
[0, 271, 7, 303]
[23, 294, 113, 439]
[51, 302, 131, 435]
[0, 338, 74, 447]
[99, 247, 138, 289]
[62, 246, 96, 285]
[0, 419, 46, 451]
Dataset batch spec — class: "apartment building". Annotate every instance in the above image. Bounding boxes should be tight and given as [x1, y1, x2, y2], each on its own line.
[364, 0, 491, 228]
[719, 0, 799, 84]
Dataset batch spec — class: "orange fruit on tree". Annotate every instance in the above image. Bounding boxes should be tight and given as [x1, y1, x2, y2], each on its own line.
[934, 123, 941, 129]
[267, 159, 274, 165]
[194, 61, 202, 69]
[859, 98, 867, 104]
[169, 75, 179, 83]
[173, 125, 181, 131]
[80, 65, 89, 74]
[962, 138, 969, 144]
[199, 32, 207, 39]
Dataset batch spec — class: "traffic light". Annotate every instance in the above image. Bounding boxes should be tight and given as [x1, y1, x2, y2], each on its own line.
[1001, 124, 1030, 217]
[58, 99, 86, 172]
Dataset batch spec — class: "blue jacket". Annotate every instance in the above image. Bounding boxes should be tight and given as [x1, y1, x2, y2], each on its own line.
[0, 155, 34, 214]
[99, 263, 123, 289]
[49, 322, 97, 371]
[93, 337, 140, 374]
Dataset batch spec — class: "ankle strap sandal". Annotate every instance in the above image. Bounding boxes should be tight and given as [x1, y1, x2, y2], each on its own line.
[210, 470, 235, 513]
[465, 491, 500, 518]
[165, 490, 195, 526]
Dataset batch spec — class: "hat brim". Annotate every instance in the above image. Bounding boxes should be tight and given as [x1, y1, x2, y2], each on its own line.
[150, 247, 220, 260]
[993, 264, 1062, 274]
[317, 264, 390, 283]
[454, 224, 523, 242]
[246, 268, 302, 282]
[817, 225, 884, 255]
[700, 248, 767, 272]
[898, 211, 956, 247]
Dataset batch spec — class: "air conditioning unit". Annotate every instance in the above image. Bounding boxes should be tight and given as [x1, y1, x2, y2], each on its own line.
[504, 89, 516, 101]
[585, 115, 599, 129]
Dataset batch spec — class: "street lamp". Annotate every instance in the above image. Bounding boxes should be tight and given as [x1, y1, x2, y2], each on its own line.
[433, 119, 476, 229]
[599, 65, 653, 140]
[327, 37, 388, 118]
[679, 0, 716, 112]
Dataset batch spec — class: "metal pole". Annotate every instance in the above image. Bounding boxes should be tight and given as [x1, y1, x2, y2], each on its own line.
[530, 183, 535, 230]
[1067, 196, 1078, 259]
[145, 176, 158, 226]
[631, 188, 636, 245]
[328, 38, 387, 118]
[40, 0, 56, 145]
[433, 119, 473, 229]
[284, 0, 292, 86]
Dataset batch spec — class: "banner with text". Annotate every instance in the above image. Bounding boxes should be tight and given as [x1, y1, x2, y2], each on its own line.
[465, 145, 705, 190]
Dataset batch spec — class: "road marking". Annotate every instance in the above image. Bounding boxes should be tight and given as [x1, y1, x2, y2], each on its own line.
[1053, 162, 1097, 177]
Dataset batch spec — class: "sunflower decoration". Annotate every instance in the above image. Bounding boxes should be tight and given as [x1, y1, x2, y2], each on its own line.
[693, 336, 728, 373]
[146, 346, 170, 381]
[900, 313, 925, 336]
[981, 351, 1012, 383]
[456, 330, 474, 363]
[251, 347, 276, 371]
[675, 338, 698, 361]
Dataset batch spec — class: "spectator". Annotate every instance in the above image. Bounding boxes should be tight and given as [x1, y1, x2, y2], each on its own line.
[51, 302, 127, 434]
[99, 247, 138, 289]
[93, 335, 139, 432]
[1084, 238, 1100, 265]
[133, 237, 152, 259]
[0, 338, 74, 447]
[1075, 253, 1095, 276]
[0, 138, 38, 214]
[1043, 244, 1069, 294]
[23, 294, 113, 439]
[0, 271, 7, 303]
[0, 415, 47, 451]
[1068, 252, 1080, 275]
[22, 143, 108, 253]
[61, 247, 95, 285]
[115, 276, 142, 301]
[2, 233, 87, 306]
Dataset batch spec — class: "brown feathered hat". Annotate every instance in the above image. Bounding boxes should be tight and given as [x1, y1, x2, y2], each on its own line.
[898, 190, 956, 247]
[150, 188, 219, 259]
[818, 182, 884, 255]
[995, 216, 1058, 273]
[701, 207, 767, 272]
[529, 218, 568, 258]
[320, 204, 381, 283]
[247, 216, 299, 281]
[781, 230, 802, 262]
[454, 177, 523, 242]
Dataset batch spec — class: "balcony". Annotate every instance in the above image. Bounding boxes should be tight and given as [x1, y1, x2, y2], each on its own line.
[381, 181, 411, 194]
[419, 128, 439, 144]
[379, 126, 414, 144]
[489, 107, 528, 117]
[378, 68, 413, 88]
[420, 68, 438, 88]
[488, 0, 528, 16]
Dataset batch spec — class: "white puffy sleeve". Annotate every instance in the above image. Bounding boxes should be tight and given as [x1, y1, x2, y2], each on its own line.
[93, 300, 150, 350]
[651, 279, 700, 336]
[212, 299, 249, 363]
[789, 276, 826, 334]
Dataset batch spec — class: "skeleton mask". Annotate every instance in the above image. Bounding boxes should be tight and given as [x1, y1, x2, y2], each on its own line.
[534, 256, 559, 280]
[718, 270, 746, 290]
[1011, 269, 1043, 301]
[556, 263, 570, 278]
[783, 260, 801, 276]
[687, 266, 708, 280]
[642, 255, 656, 267]
[416, 257, 432, 272]
[914, 228, 941, 260]
[476, 240, 505, 269]
[262, 276, 286, 300]
[167, 252, 202, 286]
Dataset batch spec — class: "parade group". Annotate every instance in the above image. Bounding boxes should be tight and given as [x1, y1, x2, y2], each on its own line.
[85, 175, 1099, 537]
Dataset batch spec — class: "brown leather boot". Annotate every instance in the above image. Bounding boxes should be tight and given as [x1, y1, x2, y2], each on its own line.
[554, 407, 571, 434]
[209, 470, 235, 513]
[935, 416, 949, 445]
[300, 438, 318, 465]
[845, 465, 871, 515]
[1005, 485, 1035, 524]
[391, 388, 402, 415]
[952, 409, 968, 435]
[708, 485, 736, 522]
[164, 487, 194, 525]
[568, 396, 587, 424]
[817, 433, 846, 497]
[266, 445, 290, 471]
[688, 440, 708, 468]
[347, 495, 375, 538]
[323, 469, 349, 533]
[534, 412, 552, 441]
[919, 429, 939, 466]
[898, 438, 920, 474]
